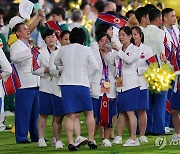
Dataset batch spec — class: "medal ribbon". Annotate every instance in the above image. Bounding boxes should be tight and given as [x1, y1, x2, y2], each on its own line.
[166, 26, 179, 48]
[118, 59, 122, 76]
[100, 53, 108, 81]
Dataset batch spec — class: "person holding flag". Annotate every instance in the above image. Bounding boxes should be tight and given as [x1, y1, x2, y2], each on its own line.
[162, 7, 180, 141]
[51, 6, 69, 32]
[142, 8, 168, 135]
[162, 8, 180, 133]
[10, 22, 39, 144]
[90, 32, 117, 147]
[162, 8, 179, 52]
[94, 1, 127, 48]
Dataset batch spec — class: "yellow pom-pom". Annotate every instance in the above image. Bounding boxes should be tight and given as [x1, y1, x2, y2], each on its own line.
[81, 15, 94, 33]
[144, 62, 176, 93]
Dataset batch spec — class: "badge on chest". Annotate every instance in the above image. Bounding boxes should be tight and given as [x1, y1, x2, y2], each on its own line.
[140, 53, 145, 59]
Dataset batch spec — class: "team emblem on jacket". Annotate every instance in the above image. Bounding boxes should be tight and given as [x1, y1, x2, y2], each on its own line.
[140, 53, 145, 59]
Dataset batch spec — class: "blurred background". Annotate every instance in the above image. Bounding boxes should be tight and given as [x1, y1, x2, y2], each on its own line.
[0, 0, 180, 16]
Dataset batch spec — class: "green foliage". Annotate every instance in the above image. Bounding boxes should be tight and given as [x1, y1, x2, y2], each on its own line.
[0, 115, 179, 154]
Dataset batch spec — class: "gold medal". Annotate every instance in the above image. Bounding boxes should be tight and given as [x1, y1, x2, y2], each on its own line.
[117, 77, 123, 83]
[104, 81, 110, 88]
[116, 77, 123, 87]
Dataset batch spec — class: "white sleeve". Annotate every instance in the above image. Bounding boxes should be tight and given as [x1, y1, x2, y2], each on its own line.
[54, 50, 63, 68]
[88, 49, 100, 76]
[49, 54, 61, 78]
[116, 49, 139, 64]
[0, 48, 12, 81]
[157, 31, 165, 55]
[137, 67, 148, 75]
[32, 55, 45, 76]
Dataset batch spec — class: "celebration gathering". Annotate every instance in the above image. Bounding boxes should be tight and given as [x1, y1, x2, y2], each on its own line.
[0, 0, 180, 153]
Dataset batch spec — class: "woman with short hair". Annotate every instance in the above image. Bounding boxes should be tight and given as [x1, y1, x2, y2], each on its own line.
[54, 27, 99, 151]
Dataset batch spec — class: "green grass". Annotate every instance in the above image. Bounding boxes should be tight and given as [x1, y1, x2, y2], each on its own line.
[0, 115, 179, 154]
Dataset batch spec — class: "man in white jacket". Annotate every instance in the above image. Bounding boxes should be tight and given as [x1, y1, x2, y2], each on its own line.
[162, 8, 180, 140]
[143, 8, 167, 135]
[10, 22, 39, 143]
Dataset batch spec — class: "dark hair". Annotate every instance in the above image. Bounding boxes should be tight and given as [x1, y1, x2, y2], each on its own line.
[135, 7, 148, 23]
[162, 8, 174, 21]
[42, 29, 56, 40]
[95, 23, 112, 40]
[9, 3, 19, 15]
[157, 3, 163, 10]
[0, 8, 5, 16]
[3, 13, 16, 25]
[94, 1, 105, 13]
[148, 8, 161, 22]
[60, 30, 70, 39]
[96, 32, 107, 42]
[144, 4, 157, 12]
[13, 22, 25, 33]
[80, 2, 91, 10]
[119, 26, 133, 43]
[116, 5, 122, 14]
[46, 13, 52, 21]
[178, 18, 180, 25]
[119, 26, 132, 36]
[131, 26, 144, 43]
[125, 10, 135, 18]
[51, 6, 66, 20]
[70, 27, 86, 45]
